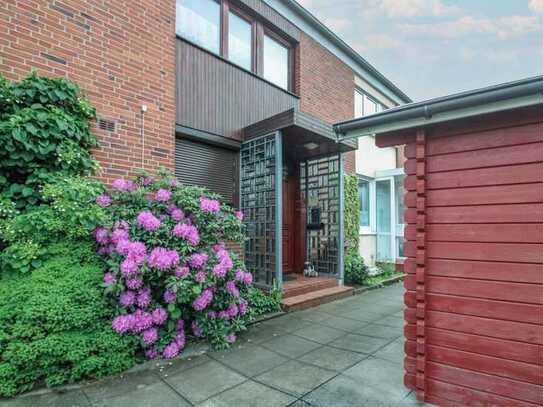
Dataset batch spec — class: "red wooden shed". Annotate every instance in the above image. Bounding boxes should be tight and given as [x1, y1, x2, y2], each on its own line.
[335, 76, 543, 406]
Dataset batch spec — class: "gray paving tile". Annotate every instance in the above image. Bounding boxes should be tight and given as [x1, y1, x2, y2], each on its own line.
[292, 324, 347, 344]
[1, 390, 90, 407]
[255, 360, 336, 397]
[355, 323, 402, 340]
[343, 356, 410, 400]
[83, 371, 162, 403]
[292, 309, 332, 324]
[375, 316, 405, 329]
[239, 322, 289, 344]
[303, 374, 401, 407]
[197, 380, 296, 407]
[163, 360, 245, 404]
[210, 343, 289, 377]
[297, 345, 367, 372]
[399, 391, 436, 406]
[316, 315, 366, 332]
[261, 334, 322, 358]
[156, 353, 212, 377]
[341, 309, 387, 323]
[373, 338, 405, 365]
[92, 381, 188, 407]
[259, 315, 313, 333]
[329, 334, 391, 354]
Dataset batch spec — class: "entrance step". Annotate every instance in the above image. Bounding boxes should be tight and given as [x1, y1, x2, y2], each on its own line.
[282, 285, 354, 312]
[282, 277, 338, 299]
[395, 258, 405, 274]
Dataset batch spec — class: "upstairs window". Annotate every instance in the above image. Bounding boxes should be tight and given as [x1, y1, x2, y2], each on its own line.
[263, 34, 289, 90]
[176, 0, 221, 54]
[228, 11, 253, 71]
[354, 89, 385, 118]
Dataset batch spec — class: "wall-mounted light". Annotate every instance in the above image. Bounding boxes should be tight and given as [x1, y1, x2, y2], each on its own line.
[303, 142, 319, 150]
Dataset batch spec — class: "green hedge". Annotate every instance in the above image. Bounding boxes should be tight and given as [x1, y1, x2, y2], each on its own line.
[344, 174, 360, 256]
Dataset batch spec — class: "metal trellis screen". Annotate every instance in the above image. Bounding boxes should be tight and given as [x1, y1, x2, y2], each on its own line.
[240, 133, 279, 287]
[300, 155, 340, 276]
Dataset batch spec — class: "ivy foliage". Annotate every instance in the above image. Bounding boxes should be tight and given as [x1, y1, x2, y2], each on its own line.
[0, 241, 137, 397]
[344, 174, 360, 256]
[0, 71, 98, 211]
[247, 286, 282, 316]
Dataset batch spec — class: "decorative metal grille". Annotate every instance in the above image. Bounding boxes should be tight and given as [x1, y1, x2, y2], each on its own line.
[240, 134, 278, 287]
[300, 155, 341, 276]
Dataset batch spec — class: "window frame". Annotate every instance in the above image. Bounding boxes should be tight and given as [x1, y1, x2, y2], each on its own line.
[354, 87, 386, 118]
[176, 0, 294, 92]
[358, 175, 376, 235]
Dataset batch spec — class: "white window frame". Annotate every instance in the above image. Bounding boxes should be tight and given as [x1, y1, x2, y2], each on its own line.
[358, 175, 376, 235]
[354, 88, 386, 118]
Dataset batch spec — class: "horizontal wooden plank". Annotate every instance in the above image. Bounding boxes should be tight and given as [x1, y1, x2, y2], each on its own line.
[405, 340, 416, 358]
[405, 204, 543, 223]
[426, 327, 543, 367]
[404, 372, 416, 390]
[424, 183, 543, 207]
[404, 258, 543, 284]
[405, 121, 543, 158]
[405, 162, 543, 191]
[405, 241, 543, 264]
[426, 142, 543, 173]
[425, 292, 543, 324]
[427, 378, 541, 407]
[404, 323, 416, 340]
[428, 344, 543, 386]
[427, 310, 543, 345]
[405, 223, 543, 243]
[426, 362, 543, 405]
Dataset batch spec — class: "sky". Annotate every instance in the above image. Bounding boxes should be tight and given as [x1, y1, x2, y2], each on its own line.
[296, 0, 543, 101]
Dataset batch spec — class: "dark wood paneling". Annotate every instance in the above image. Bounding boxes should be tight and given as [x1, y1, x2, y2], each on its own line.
[236, 0, 300, 41]
[176, 39, 299, 139]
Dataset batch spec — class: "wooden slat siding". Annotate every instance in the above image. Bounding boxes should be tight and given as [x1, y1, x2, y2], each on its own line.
[237, 0, 300, 41]
[426, 362, 543, 405]
[397, 118, 543, 404]
[425, 327, 543, 367]
[427, 379, 542, 407]
[176, 39, 299, 139]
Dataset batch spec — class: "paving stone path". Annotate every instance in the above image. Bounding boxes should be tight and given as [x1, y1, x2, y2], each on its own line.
[2, 283, 432, 407]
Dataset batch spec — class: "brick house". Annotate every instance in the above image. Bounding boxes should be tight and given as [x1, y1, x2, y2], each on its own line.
[1, 0, 409, 302]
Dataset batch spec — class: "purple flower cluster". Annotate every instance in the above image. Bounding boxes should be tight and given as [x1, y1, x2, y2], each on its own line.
[191, 320, 203, 338]
[148, 247, 179, 270]
[137, 211, 161, 231]
[112, 178, 136, 191]
[189, 252, 208, 268]
[192, 288, 214, 311]
[93, 227, 109, 245]
[200, 197, 220, 214]
[96, 194, 112, 207]
[172, 223, 200, 246]
[155, 189, 172, 202]
[163, 289, 177, 304]
[103, 272, 117, 285]
[235, 269, 253, 285]
[212, 247, 233, 278]
[235, 211, 244, 221]
[175, 266, 190, 279]
[225, 281, 240, 298]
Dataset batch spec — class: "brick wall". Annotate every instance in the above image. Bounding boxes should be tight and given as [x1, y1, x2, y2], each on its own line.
[0, 0, 176, 184]
[296, 32, 356, 173]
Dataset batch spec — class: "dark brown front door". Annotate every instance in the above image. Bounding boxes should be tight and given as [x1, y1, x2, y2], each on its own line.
[282, 175, 297, 274]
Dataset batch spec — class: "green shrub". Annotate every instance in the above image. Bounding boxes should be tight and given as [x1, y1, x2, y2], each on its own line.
[0, 241, 136, 397]
[344, 174, 360, 256]
[247, 286, 282, 317]
[0, 176, 107, 274]
[0, 71, 98, 211]
[344, 252, 368, 286]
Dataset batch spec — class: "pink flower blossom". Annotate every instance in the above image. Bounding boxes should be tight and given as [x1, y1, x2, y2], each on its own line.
[142, 327, 159, 345]
[126, 278, 143, 290]
[172, 223, 200, 246]
[239, 299, 248, 315]
[147, 247, 179, 270]
[93, 227, 109, 245]
[235, 211, 244, 221]
[191, 320, 203, 338]
[136, 287, 152, 308]
[162, 341, 180, 359]
[171, 209, 184, 221]
[111, 228, 129, 245]
[189, 253, 208, 268]
[226, 334, 237, 343]
[142, 176, 155, 186]
[195, 271, 206, 283]
[212, 248, 233, 278]
[120, 258, 138, 276]
[112, 314, 134, 334]
[137, 211, 161, 231]
[225, 281, 240, 298]
[226, 303, 238, 319]
[235, 269, 253, 285]
[164, 289, 177, 304]
[200, 197, 220, 214]
[175, 266, 190, 279]
[132, 310, 154, 333]
[155, 189, 172, 202]
[96, 194, 112, 207]
[151, 308, 168, 325]
[119, 291, 136, 307]
[112, 178, 136, 191]
[192, 288, 214, 311]
[103, 272, 116, 285]
[145, 347, 159, 359]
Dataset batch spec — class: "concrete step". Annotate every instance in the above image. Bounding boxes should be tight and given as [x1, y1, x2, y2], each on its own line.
[282, 278, 337, 299]
[281, 285, 354, 312]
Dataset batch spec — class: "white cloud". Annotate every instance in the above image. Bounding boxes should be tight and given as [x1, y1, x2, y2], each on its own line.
[374, 0, 461, 18]
[400, 15, 542, 39]
[529, 0, 543, 13]
[320, 17, 352, 32]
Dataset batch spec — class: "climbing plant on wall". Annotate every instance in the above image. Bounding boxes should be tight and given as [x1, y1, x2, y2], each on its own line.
[344, 174, 360, 256]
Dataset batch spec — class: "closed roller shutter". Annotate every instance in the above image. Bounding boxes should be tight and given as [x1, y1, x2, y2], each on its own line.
[175, 137, 237, 203]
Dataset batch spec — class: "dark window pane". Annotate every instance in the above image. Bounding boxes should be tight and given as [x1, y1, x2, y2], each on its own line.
[176, 0, 220, 54]
[228, 12, 252, 70]
[359, 180, 370, 226]
[263, 35, 289, 89]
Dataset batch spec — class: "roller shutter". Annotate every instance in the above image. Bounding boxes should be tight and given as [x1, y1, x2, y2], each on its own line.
[175, 137, 237, 203]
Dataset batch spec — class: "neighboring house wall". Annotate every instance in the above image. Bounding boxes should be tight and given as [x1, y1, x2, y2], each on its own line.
[296, 32, 356, 173]
[0, 0, 177, 184]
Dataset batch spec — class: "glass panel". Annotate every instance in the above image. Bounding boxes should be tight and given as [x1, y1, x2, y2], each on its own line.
[176, 0, 220, 54]
[359, 179, 370, 226]
[376, 179, 392, 261]
[395, 174, 406, 257]
[355, 90, 364, 118]
[228, 12, 252, 70]
[363, 95, 377, 116]
[263, 35, 289, 89]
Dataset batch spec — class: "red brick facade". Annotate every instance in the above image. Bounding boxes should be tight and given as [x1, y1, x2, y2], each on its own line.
[0, 0, 176, 184]
[295, 32, 356, 173]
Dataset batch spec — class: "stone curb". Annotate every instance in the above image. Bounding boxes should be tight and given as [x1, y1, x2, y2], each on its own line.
[352, 273, 405, 296]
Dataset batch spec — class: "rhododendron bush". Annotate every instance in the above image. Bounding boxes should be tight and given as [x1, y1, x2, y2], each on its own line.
[94, 173, 251, 357]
